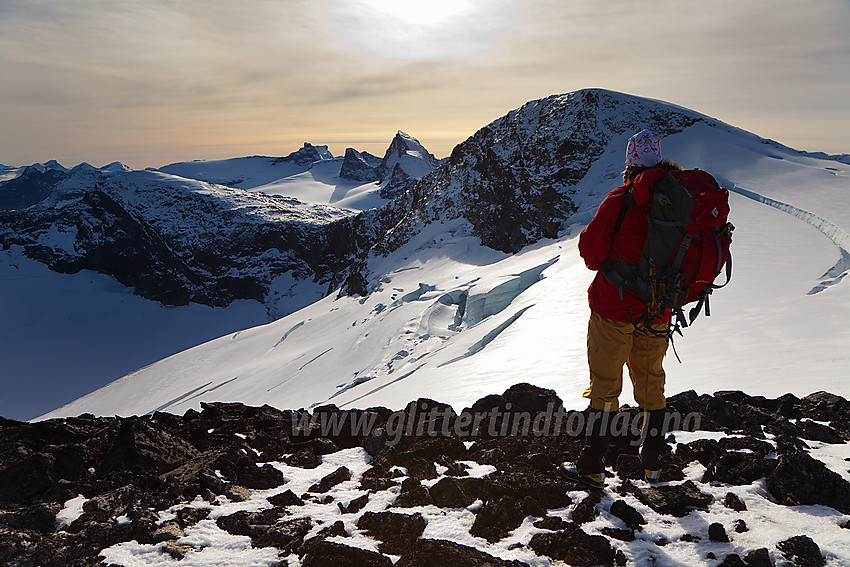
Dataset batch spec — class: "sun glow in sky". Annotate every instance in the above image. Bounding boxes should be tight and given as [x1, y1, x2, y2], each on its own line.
[322, 0, 520, 62]
[0, 0, 848, 169]
[362, 0, 476, 26]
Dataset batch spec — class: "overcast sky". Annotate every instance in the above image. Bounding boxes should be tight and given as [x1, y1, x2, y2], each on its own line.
[1, 0, 848, 169]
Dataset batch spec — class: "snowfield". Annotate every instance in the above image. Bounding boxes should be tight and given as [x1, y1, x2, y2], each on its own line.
[36, 123, 850, 421]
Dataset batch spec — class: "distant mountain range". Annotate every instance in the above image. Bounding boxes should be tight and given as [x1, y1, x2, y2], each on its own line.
[0, 131, 440, 317]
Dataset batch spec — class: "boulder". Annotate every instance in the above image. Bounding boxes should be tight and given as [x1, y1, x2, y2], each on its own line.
[744, 548, 773, 567]
[397, 538, 528, 566]
[469, 496, 526, 543]
[356, 511, 427, 555]
[608, 499, 646, 530]
[533, 516, 571, 531]
[308, 466, 351, 493]
[528, 523, 614, 566]
[724, 492, 747, 512]
[766, 450, 850, 513]
[338, 493, 369, 514]
[702, 452, 778, 485]
[393, 477, 431, 508]
[268, 489, 304, 508]
[99, 418, 199, 476]
[429, 477, 475, 509]
[709, 522, 729, 542]
[570, 491, 601, 525]
[633, 480, 713, 517]
[777, 535, 825, 567]
[301, 540, 393, 567]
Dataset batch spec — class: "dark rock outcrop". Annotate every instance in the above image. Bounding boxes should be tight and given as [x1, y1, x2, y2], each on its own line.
[301, 540, 393, 567]
[777, 535, 825, 567]
[396, 538, 528, 566]
[609, 499, 646, 530]
[528, 522, 614, 566]
[356, 511, 427, 555]
[632, 480, 713, 517]
[766, 448, 850, 513]
[339, 148, 382, 182]
[470, 496, 526, 543]
[724, 492, 748, 512]
[308, 466, 352, 493]
[2, 386, 850, 565]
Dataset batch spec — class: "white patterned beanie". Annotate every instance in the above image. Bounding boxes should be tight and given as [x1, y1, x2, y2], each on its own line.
[625, 129, 662, 167]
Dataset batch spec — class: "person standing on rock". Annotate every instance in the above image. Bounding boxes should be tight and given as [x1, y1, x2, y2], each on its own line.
[565, 129, 677, 488]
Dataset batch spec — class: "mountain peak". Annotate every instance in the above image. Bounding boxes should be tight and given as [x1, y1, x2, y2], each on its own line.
[101, 161, 132, 173]
[281, 143, 334, 166]
[383, 131, 437, 166]
[43, 159, 69, 172]
[394, 89, 722, 254]
[68, 162, 98, 174]
[376, 132, 438, 199]
[339, 148, 382, 182]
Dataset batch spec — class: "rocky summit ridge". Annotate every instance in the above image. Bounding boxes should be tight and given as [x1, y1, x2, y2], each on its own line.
[384, 89, 721, 254]
[1, 385, 849, 566]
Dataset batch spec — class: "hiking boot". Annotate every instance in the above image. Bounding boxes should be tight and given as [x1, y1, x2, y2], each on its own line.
[639, 409, 668, 479]
[579, 408, 612, 460]
[562, 462, 606, 489]
[643, 468, 661, 483]
[639, 446, 662, 471]
[562, 408, 613, 489]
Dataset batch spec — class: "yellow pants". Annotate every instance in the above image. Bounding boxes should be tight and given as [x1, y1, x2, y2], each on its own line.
[583, 312, 668, 411]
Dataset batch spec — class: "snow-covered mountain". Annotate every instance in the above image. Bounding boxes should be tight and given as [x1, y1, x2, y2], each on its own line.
[0, 133, 439, 420]
[0, 167, 360, 309]
[157, 143, 335, 189]
[156, 134, 441, 209]
[33, 88, 849, 423]
[376, 131, 441, 199]
[0, 133, 443, 312]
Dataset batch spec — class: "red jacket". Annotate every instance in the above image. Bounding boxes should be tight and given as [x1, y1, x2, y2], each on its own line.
[579, 168, 671, 324]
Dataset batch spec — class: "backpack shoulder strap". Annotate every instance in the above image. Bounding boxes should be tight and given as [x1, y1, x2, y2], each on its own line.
[613, 182, 635, 233]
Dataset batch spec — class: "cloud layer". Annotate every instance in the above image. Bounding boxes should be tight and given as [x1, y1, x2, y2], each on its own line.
[1, 0, 848, 168]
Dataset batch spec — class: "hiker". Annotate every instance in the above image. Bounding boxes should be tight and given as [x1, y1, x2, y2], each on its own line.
[567, 130, 678, 487]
